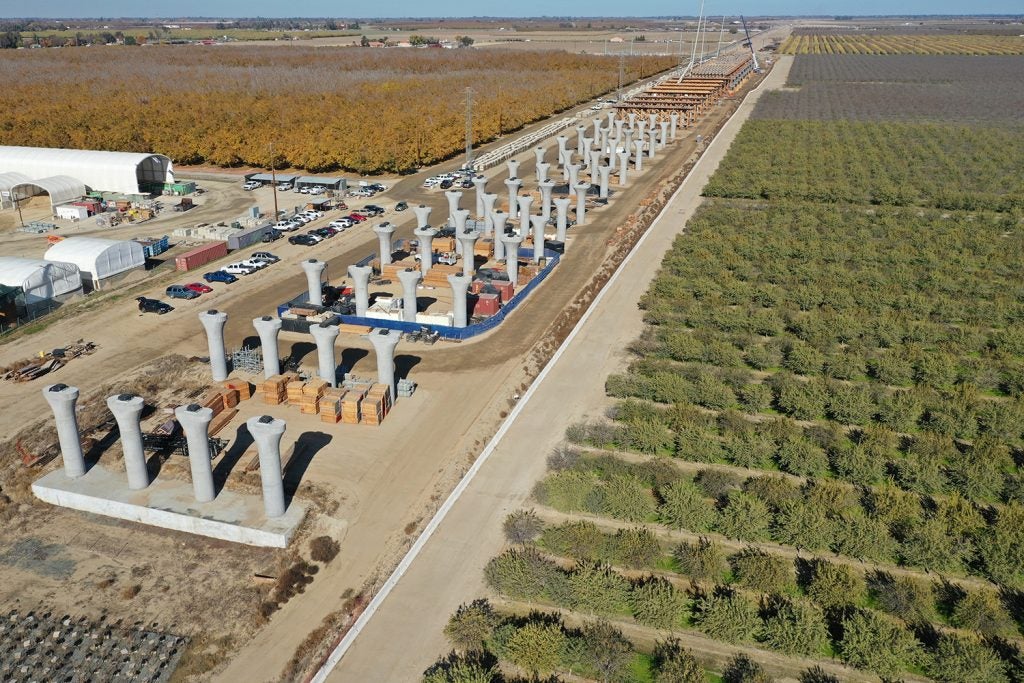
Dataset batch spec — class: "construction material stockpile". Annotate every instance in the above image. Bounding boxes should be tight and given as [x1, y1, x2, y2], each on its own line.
[259, 373, 393, 426]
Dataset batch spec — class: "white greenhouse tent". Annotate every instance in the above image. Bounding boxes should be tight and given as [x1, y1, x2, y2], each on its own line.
[11, 176, 87, 212]
[44, 237, 145, 287]
[0, 171, 32, 210]
[0, 257, 83, 307]
[0, 146, 174, 196]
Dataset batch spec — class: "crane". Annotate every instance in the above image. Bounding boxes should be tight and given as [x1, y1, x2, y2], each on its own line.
[740, 15, 761, 72]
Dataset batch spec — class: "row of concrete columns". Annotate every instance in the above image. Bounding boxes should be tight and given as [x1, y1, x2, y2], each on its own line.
[42, 384, 290, 519]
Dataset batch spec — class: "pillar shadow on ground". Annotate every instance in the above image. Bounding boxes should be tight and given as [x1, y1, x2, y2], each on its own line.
[340, 348, 369, 376]
[394, 355, 421, 382]
[284, 431, 332, 505]
[213, 421, 253, 493]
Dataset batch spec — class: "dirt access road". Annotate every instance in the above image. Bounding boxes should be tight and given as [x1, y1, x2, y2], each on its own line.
[319, 56, 795, 683]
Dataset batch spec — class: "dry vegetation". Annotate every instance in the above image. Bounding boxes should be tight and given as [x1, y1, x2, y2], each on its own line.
[780, 32, 1024, 55]
[0, 46, 675, 174]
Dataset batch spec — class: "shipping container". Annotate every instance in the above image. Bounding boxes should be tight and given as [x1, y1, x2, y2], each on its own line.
[226, 223, 273, 251]
[474, 293, 500, 316]
[175, 241, 228, 271]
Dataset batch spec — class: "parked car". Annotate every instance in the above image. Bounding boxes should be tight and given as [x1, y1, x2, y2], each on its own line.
[185, 282, 213, 294]
[250, 251, 280, 264]
[394, 201, 408, 211]
[239, 258, 268, 270]
[301, 210, 324, 220]
[439, 179, 454, 190]
[299, 187, 311, 194]
[165, 285, 200, 300]
[460, 179, 473, 189]
[303, 232, 325, 243]
[203, 270, 238, 284]
[262, 228, 283, 243]
[348, 212, 367, 223]
[362, 205, 385, 216]
[328, 218, 353, 229]
[275, 220, 301, 231]
[277, 183, 293, 191]
[221, 263, 257, 275]
[137, 296, 173, 314]
[311, 227, 337, 239]
[289, 234, 318, 246]
[242, 181, 261, 191]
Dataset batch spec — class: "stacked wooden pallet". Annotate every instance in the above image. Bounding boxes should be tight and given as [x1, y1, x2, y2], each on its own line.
[380, 259, 419, 281]
[338, 323, 373, 335]
[259, 374, 291, 405]
[222, 379, 252, 400]
[319, 388, 347, 424]
[423, 263, 461, 288]
[361, 384, 392, 426]
[431, 236, 455, 253]
[474, 239, 494, 259]
[300, 380, 329, 414]
[340, 388, 364, 424]
[286, 380, 306, 406]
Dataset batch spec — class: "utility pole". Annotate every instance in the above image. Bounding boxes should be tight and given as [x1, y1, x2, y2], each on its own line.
[464, 87, 473, 170]
[269, 142, 279, 221]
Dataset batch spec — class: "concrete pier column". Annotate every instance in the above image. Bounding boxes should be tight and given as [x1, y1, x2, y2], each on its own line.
[581, 137, 593, 166]
[445, 190, 463, 227]
[536, 162, 550, 185]
[472, 176, 487, 218]
[575, 125, 587, 157]
[606, 111, 616, 129]
[589, 150, 601, 180]
[481, 194, 498, 235]
[253, 316, 282, 379]
[647, 114, 657, 130]
[556, 135, 569, 167]
[368, 328, 401, 401]
[175, 403, 215, 503]
[659, 121, 670, 148]
[648, 130, 657, 159]
[637, 120, 647, 141]
[457, 230, 480, 277]
[568, 164, 581, 188]
[598, 166, 612, 199]
[448, 273, 471, 328]
[500, 232, 524, 283]
[574, 183, 591, 226]
[397, 268, 421, 322]
[599, 129, 609, 157]
[310, 322, 339, 387]
[492, 210, 509, 261]
[347, 265, 372, 317]
[199, 310, 229, 382]
[302, 258, 326, 306]
[534, 146, 545, 167]
[623, 129, 634, 157]
[516, 195, 533, 235]
[553, 197, 572, 242]
[414, 227, 436, 276]
[628, 112, 637, 128]
[634, 140, 645, 172]
[539, 181, 555, 221]
[107, 393, 149, 490]
[561, 152, 572, 182]
[592, 117, 602, 140]
[506, 158, 520, 180]
[43, 384, 85, 479]
[246, 415, 287, 518]
[413, 204, 432, 229]
[530, 215, 546, 262]
[670, 113, 679, 140]
[618, 150, 630, 186]
[452, 209, 470, 254]
[374, 223, 396, 265]
[503, 178, 522, 217]
[615, 118, 625, 138]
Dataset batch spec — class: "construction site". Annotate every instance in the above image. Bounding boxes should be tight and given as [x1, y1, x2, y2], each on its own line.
[0, 30, 774, 682]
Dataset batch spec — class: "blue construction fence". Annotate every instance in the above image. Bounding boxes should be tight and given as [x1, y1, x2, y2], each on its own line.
[277, 247, 561, 341]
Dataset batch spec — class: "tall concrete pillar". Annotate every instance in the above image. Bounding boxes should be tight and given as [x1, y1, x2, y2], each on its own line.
[302, 258, 326, 306]
[553, 197, 571, 242]
[592, 117, 602, 140]
[581, 137, 593, 166]
[503, 178, 521, 217]
[43, 384, 85, 479]
[246, 415, 287, 518]
[533, 146, 545, 166]
[539, 181, 555, 221]
[615, 118, 625, 138]
[501, 232, 524, 283]
[107, 393, 148, 490]
[618, 150, 630, 186]
[506, 158, 520, 180]
[574, 182, 591, 226]
[648, 130, 657, 159]
[659, 121, 670, 148]
[457, 230, 480, 277]
[199, 310, 228, 382]
[536, 162, 550, 185]
[448, 273, 471, 328]
[368, 328, 401, 401]
[628, 112, 637, 128]
[598, 166, 612, 199]
[637, 120, 647, 140]
[253, 316, 282, 379]
[575, 125, 587, 157]
[606, 111, 616, 129]
[472, 176, 487, 218]
[175, 403, 215, 503]
[568, 164, 581, 188]
[589, 150, 601, 180]
[482, 193, 498, 235]
[445, 190, 463, 227]
[452, 209, 470, 254]
[670, 113, 679, 140]
[556, 135, 569, 167]
[530, 215, 546, 262]
[634, 140, 645, 172]
[648, 114, 657, 130]
[413, 204, 432, 229]
[414, 227, 436, 276]
[561, 152, 572, 182]
[347, 265, 371, 317]
[623, 130, 634, 157]
[599, 129, 610, 158]
[397, 268, 421, 322]
[516, 195, 533, 235]
[374, 223, 396, 265]
[310, 322, 339, 387]
[492, 210, 508, 261]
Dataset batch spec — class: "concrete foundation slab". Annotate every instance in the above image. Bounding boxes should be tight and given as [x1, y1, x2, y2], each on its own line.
[32, 465, 307, 548]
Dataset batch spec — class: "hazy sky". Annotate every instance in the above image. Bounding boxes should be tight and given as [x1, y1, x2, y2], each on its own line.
[4, 1, 1022, 19]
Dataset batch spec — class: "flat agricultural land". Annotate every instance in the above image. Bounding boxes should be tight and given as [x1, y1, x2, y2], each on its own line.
[408, 45, 1024, 683]
[780, 32, 1024, 54]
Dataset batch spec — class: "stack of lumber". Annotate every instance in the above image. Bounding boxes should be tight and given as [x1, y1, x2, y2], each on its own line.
[380, 259, 418, 281]
[431, 236, 455, 253]
[474, 239, 494, 259]
[338, 323, 373, 335]
[286, 380, 306, 406]
[259, 374, 291, 405]
[299, 380, 329, 414]
[221, 388, 239, 410]
[518, 263, 541, 286]
[340, 389, 363, 424]
[319, 388, 347, 424]
[223, 379, 252, 400]
[423, 263, 461, 288]
[361, 384, 392, 426]
[201, 389, 225, 418]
